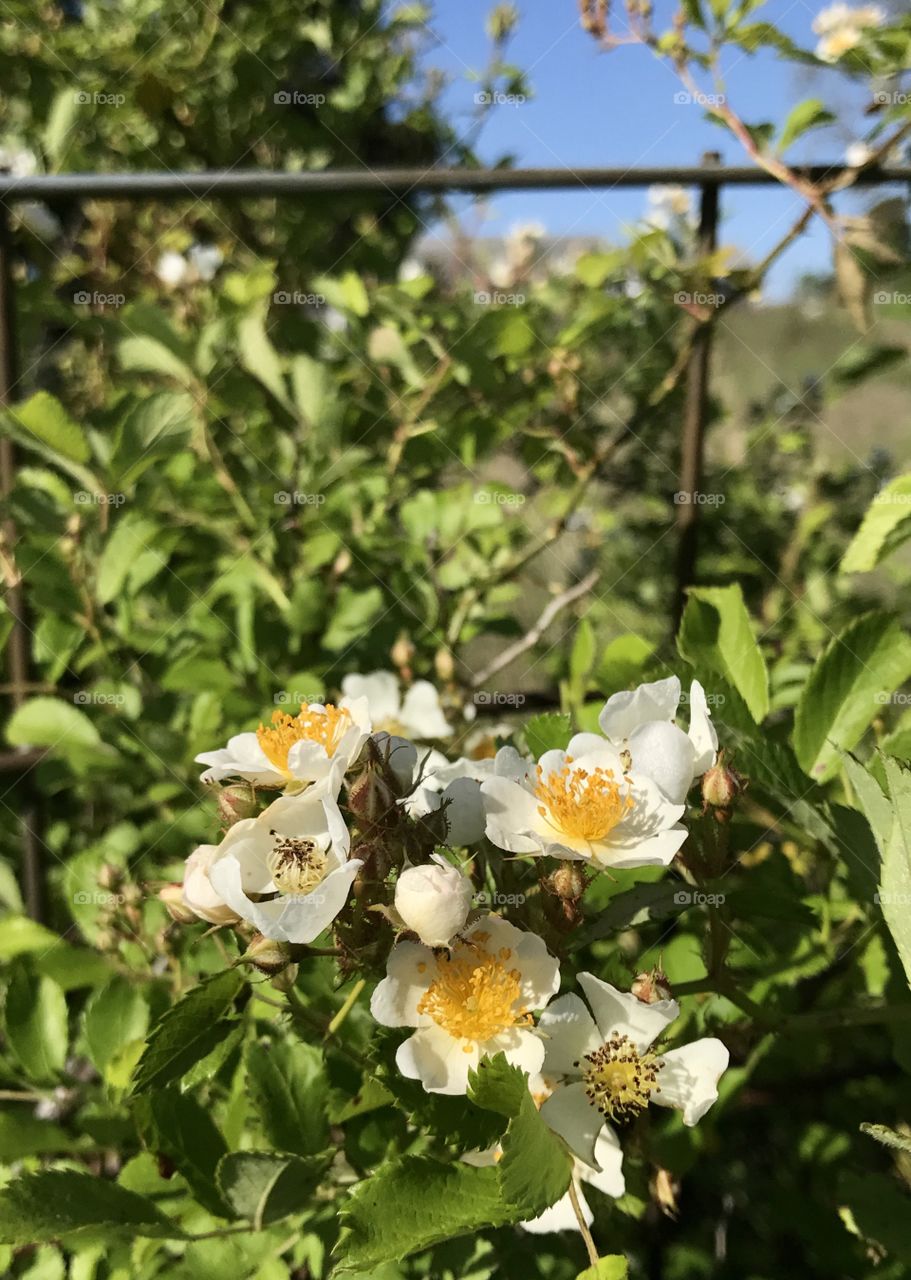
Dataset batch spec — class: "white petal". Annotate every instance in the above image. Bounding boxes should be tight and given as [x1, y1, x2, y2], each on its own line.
[494, 745, 533, 782]
[342, 672, 401, 724]
[489, 1027, 546, 1079]
[598, 675, 682, 740]
[210, 820, 275, 895]
[540, 1081, 604, 1168]
[687, 680, 719, 776]
[653, 1038, 729, 1125]
[480, 776, 543, 854]
[628, 721, 696, 805]
[469, 916, 559, 1008]
[521, 1186, 590, 1234]
[582, 1126, 626, 1198]
[370, 941, 434, 1028]
[373, 732, 417, 788]
[538, 993, 601, 1076]
[195, 732, 284, 785]
[400, 680, 452, 740]
[596, 824, 687, 870]
[577, 972, 679, 1051]
[396, 1025, 479, 1095]
[286, 738, 332, 782]
[235, 860, 362, 944]
[565, 732, 611, 758]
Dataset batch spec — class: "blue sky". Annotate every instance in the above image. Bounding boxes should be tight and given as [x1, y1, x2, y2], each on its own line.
[420, 1, 894, 297]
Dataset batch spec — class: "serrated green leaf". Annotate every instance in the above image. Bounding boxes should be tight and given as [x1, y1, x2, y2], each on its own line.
[131, 969, 244, 1094]
[4, 965, 68, 1083]
[793, 614, 911, 782]
[216, 1151, 331, 1228]
[133, 1088, 231, 1218]
[524, 712, 573, 757]
[841, 476, 911, 575]
[678, 584, 768, 724]
[244, 1038, 330, 1156]
[577, 1260, 629, 1280]
[860, 1122, 911, 1154]
[9, 391, 89, 464]
[878, 757, 911, 989]
[0, 1172, 180, 1244]
[83, 976, 149, 1074]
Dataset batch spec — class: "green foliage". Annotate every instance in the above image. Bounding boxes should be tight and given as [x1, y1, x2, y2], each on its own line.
[677, 583, 769, 724]
[130, 969, 245, 1094]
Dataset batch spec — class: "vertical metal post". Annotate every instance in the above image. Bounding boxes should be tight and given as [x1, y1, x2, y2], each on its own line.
[673, 152, 721, 631]
[0, 201, 43, 921]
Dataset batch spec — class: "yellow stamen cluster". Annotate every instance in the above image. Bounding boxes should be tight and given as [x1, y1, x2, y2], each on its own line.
[417, 941, 530, 1049]
[579, 1033, 661, 1121]
[535, 758, 634, 842]
[268, 834, 328, 896]
[257, 705, 351, 774]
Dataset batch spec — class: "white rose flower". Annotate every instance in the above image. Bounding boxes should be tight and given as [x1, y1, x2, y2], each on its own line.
[813, 2, 884, 60]
[537, 973, 729, 1167]
[407, 746, 531, 846]
[370, 915, 560, 1095]
[196, 697, 371, 787]
[481, 734, 686, 870]
[342, 671, 451, 741]
[598, 675, 718, 805]
[187, 242, 223, 282]
[207, 771, 362, 943]
[181, 843, 242, 926]
[18, 202, 62, 242]
[845, 140, 874, 167]
[394, 852, 473, 946]
[155, 250, 190, 289]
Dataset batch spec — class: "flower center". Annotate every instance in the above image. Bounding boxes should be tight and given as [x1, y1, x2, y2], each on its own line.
[268, 834, 328, 896]
[416, 938, 531, 1047]
[257, 705, 351, 774]
[580, 1033, 661, 1122]
[535, 759, 634, 842]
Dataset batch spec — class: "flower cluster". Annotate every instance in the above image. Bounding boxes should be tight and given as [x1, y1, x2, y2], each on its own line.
[812, 3, 884, 61]
[163, 669, 728, 1227]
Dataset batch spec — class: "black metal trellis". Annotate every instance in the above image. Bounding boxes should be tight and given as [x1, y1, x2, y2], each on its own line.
[3, 156, 908, 919]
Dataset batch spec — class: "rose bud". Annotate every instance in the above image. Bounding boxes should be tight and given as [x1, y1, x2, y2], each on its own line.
[217, 783, 258, 828]
[158, 883, 197, 925]
[242, 934, 294, 975]
[181, 844, 242, 926]
[394, 853, 473, 946]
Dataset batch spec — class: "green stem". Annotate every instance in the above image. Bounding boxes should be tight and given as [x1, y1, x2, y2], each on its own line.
[567, 1176, 599, 1266]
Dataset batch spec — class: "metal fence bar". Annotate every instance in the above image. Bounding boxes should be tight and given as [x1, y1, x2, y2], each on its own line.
[2, 159, 905, 920]
[1, 162, 909, 201]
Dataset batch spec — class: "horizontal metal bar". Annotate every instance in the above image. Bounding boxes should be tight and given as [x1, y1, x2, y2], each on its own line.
[2, 163, 910, 201]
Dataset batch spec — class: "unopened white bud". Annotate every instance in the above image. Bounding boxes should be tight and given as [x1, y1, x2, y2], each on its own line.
[182, 844, 242, 926]
[394, 853, 473, 946]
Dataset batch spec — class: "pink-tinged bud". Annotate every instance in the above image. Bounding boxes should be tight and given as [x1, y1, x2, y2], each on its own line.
[347, 768, 396, 826]
[159, 883, 197, 925]
[391, 633, 415, 671]
[242, 934, 293, 975]
[631, 968, 674, 1005]
[217, 783, 258, 828]
[701, 759, 745, 812]
[434, 647, 455, 683]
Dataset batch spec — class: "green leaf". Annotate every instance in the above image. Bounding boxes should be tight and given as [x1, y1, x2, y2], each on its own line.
[841, 475, 911, 575]
[677, 584, 769, 724]
[323, 585, 385, 652]
[778, 98, 835, 152]
[83, 976, 149, 1074]
[8, 391, 89, 464]
[133, 1089, 230, 1218]
[569, 618, 597, 686]
[793, 614, 911, 782]
[0, 916, 62, 961]
[878, 757, 911, 988]
[577, 1260, 629, 1280]
[131, 969, 244, 1094]
[119, 335, 194, 387]
[96, 515, 159, 605]
[112, 391, 195, 488]
[43, 88, 79, 167]
[0, 1172, 180, 1244]
[575, 250, 624, 287]
[524, 712, 573, 757]
[596, 633, 656, 692]
[313, 270, 370, 317]
[216, 1151, 331, 1228]
[237, 312, 293, 412]
[845, 754, 892, 856]
[4, 965, 68, 1083]
[335, 1158, 509, 1274]
[245, 1038, 330, 1156]
[6, 696, 101, 756]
